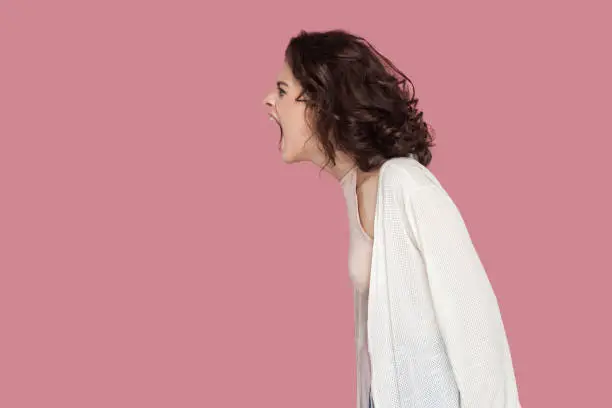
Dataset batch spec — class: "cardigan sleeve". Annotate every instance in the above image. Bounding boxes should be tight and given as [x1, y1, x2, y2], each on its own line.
[403, 185, 520, 408]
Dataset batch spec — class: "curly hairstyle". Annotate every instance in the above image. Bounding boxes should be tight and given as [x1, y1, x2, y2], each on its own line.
[284, 29, 435, 171]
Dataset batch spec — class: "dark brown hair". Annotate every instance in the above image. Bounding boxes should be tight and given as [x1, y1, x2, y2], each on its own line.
[285, 29, 435, 170]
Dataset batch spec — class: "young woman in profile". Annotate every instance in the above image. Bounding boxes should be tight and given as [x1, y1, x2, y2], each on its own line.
[262, 29, 521, 408]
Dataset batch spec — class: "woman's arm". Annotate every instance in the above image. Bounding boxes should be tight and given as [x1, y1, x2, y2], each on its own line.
[403, 184, 521, 408]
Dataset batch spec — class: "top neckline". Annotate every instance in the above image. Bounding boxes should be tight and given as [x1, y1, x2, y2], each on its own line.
[340, 165, 374, 242]
[339, 165, 358, 186]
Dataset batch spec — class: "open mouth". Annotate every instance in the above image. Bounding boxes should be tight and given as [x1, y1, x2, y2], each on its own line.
[269, 114, 284, 149]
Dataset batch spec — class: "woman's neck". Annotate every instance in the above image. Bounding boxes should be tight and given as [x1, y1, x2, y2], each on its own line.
[316, 151, 357, 183]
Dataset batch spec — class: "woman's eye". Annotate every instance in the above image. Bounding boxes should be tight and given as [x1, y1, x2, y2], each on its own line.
[278, 88, 286, 97]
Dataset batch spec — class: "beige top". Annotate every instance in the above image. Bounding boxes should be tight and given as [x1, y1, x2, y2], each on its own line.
[340, 165, 374, 407]
[340, 166, 374, 292]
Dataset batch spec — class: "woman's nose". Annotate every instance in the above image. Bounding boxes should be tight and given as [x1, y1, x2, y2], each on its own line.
[262, 92, 274, 107]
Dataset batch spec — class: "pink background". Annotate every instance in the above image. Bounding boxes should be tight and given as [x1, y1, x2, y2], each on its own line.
[1, 1, 610, 407]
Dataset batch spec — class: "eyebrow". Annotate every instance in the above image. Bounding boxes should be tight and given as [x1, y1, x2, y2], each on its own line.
[277, 81, 289, 88]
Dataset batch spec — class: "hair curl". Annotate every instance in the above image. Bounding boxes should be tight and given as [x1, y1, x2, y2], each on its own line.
[285, 29, 435, 171]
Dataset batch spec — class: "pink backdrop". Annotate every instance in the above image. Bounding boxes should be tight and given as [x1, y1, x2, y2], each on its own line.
[1, 0, 610, 406]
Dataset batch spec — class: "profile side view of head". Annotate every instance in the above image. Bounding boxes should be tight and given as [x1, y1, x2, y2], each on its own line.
[263, 29, 435, 172]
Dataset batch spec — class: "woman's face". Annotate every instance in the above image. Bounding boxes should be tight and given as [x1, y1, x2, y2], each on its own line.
[263, 62, 323, 164]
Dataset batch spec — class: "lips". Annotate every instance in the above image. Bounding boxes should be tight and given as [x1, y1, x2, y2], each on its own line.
[269, 113, 283, 149]
[269, 113, 281, 127]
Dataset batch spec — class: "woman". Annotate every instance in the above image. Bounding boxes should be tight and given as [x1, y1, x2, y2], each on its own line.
[262, 29, 521, 408]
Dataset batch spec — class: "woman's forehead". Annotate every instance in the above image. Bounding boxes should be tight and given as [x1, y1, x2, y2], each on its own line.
[277, 63, 296, 85]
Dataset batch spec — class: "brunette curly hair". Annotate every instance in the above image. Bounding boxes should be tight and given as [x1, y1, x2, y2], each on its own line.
[285, 29, 436, 170]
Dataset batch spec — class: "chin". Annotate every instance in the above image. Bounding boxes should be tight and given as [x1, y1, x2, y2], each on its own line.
[280, 148, 302, 164]
[281, 152, 297, 163]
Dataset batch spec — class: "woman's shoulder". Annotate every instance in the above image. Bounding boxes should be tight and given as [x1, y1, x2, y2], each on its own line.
[379, 156, 444, 194]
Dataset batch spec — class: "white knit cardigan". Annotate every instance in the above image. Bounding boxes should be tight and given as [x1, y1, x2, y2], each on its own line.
[355, 157, 521, 408]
